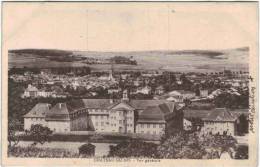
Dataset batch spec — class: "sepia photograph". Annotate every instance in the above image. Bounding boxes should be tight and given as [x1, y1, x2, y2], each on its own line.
[1, 2, 258, 166]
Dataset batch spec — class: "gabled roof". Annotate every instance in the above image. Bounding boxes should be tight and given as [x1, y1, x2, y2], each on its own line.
[109, 101, 135, 111]
[82, 99, 118, 109]
[184, 109, 212, 119]
[25, 85, 38, 92]
[203, 108, 237, 122]
[45, 103, 70, 121]
[66, 99, 86, 113]
[24, 103, 51, 118]
[137, 103, 174, 123]
[129, 100, 169, 110]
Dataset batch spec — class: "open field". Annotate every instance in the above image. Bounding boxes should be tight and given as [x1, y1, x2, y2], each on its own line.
[9, 47, 249, 72]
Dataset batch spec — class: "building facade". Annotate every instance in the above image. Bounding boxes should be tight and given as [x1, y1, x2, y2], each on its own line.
[24, 93, 184, 135]
[201, 108, 237, 136]
[23, 103, 51, 130]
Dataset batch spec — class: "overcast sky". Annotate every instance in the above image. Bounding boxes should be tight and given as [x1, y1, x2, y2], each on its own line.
[3, 2, 258, 51]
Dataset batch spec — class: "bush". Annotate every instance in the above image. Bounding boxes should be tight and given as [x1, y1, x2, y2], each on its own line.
[8, 146, 90, 158]
[157, 132, 237, 159]
[108, 139, 159, 158]
[235, 145, 248, 159]
[28, 124, 53, 146]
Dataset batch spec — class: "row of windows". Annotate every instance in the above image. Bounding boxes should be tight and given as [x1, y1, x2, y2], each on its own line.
[140, 124, 163, 128]
[91, 115, 108, 120]
[206, 127, 231, 131]
[109, 116, 133, 120]
[111, 110, 133, 115]
[110, 116, 117, 120]
[29, 118, 44, 121]
[140, 131, 162, 135]
[206, 122, 230, 126]
[95, 122, 108, 126]
[89, 109, 107, 113]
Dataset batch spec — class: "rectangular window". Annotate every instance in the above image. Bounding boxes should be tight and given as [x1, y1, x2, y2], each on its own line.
[153, 124, 156, 128]
[147, 124, 150, 128]
[159, 124, 163, 128]
[141, 124, 144, 128]
[119, 120, 122, 124]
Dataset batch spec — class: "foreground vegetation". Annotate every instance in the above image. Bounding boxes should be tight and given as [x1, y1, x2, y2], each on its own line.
[107, 132, 248, 159]
[8, 146, 90, 158]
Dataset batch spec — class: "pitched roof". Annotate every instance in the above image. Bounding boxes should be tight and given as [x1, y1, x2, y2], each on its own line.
[230, 109, 249, 118]
[203, 108, 237, 122]
[66, 99, 86, 113]
[137, 103, 173, 123]
[184, 109, 212, 119]
[82, 99, 118, 109]
[24, 103, 51, 118]
[109, 101, 135, 111]
[45, 103, 70, 121]
[129, 100, 169, 110]
[26, 85, 38, 92]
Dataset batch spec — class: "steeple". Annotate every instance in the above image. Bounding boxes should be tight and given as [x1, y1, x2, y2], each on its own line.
[122, 89, 129, 102]
[109, 60, 115, 81]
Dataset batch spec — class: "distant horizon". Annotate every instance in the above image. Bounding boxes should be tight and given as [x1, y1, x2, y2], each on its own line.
[9, 46, 249, 53]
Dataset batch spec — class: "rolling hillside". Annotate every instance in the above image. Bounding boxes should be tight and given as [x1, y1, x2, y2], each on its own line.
[8, 47, 249, 72]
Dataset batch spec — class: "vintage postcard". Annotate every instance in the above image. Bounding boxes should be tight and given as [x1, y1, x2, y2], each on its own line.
[1, 2, 258, 166]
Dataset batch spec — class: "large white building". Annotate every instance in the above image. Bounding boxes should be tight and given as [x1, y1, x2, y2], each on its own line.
[201, 108, 237, 136]
[22, 84, 53, 98]
[23, 103, 51, 130]
[23, 92, 184, 136]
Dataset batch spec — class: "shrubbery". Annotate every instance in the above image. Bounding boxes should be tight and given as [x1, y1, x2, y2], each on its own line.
[8, 146, 90, 158]
[108, 140, 158, 158]
[108, 132, 238, 159]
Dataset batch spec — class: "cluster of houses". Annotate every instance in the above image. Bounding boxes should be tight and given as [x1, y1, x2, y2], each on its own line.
[22, 84, 67, 98]
[10, 67, 249, 137]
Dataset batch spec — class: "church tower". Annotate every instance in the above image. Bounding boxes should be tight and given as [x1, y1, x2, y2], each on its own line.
[109, 60, 115, 81]
[122, 89, 129, 102]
